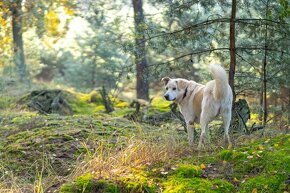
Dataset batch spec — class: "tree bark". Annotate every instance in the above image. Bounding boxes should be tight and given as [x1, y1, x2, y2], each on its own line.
[11, 0, 27, 82]
[259, 83, 263, 122]
[262, 0, 269, 126]
[132, 0, 149, 101]
[262, 54, 267, 127]
[288, 89, 290, 125]
[229, 0, 236, 103]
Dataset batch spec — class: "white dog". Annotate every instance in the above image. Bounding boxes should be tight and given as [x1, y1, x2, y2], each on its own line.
[162, 64, 233, 149]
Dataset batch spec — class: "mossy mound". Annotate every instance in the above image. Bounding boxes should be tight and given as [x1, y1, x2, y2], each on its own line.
[239, 174, 287, 193]
[60, 174, 119, 193]
[163, 177, 235, 193]
[60, 173, 158, 193]
[0, 110, 161, 184]
[173, 164, 202, 178]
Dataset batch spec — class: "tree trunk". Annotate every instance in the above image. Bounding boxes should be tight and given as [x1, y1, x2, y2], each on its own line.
[288, 89, 290, 125]
[262, 0, 269, 126]
[90, 57, 97, 89]
[259, 83, 263, 122]
[11, 0, 27, 82]
[229, 0, 236, 103]
[262, 44, 268, 127]
[132, 0, 149, 101]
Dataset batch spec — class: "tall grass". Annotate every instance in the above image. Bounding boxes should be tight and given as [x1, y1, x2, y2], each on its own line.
[68, 128, 190, 183]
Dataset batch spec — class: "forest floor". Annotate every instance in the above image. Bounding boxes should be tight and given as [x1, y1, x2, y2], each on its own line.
[0, 80, 289, 193]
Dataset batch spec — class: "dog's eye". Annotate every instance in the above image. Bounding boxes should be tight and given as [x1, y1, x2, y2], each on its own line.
[173, 87, 176, 90]
[166, 87, 168, 90]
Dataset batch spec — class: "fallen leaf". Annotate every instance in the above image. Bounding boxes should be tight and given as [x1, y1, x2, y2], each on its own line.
[252, 188, 258, 193]
[247, 155, 253, 159]
[160, 171, 168, 175]
[258, 145, 264, 150]
[200, 163, 206, 169]
[171, 166, 177, 170]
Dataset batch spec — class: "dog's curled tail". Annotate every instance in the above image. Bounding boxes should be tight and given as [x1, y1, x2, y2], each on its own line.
[209, 64, 229, 101]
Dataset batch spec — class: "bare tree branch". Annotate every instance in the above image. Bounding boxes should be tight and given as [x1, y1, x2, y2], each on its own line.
[141, 18, 289, 44]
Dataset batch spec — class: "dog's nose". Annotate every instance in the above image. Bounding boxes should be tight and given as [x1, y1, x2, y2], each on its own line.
[164, 94, 169, 100]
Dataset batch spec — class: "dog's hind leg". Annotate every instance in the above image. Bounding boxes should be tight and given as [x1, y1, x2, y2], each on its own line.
[222, 109, 232, 148]
[186, 121, 194, 146]
[198, 112, 212, 150]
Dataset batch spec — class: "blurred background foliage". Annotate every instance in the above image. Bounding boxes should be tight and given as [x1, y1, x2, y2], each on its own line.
[0, 0, 289, 122]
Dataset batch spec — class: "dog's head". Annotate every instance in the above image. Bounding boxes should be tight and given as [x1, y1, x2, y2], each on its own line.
[161, 77, 188, 101]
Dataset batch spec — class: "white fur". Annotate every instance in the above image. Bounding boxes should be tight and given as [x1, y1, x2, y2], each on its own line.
[162, 64, 233, 149]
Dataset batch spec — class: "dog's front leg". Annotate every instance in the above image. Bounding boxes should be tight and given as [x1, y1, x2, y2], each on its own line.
[186, 121, 194, 146]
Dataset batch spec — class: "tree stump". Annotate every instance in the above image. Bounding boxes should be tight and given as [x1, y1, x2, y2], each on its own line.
[99, 86, 114, 113]
[18, 90, 73, 115]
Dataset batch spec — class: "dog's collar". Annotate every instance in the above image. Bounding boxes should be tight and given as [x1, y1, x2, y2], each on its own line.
[182, 87, 188, 99]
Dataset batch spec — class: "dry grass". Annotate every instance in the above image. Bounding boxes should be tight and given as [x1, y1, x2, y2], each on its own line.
[66, 129, 191, 183]
[0, 176, 33, 193]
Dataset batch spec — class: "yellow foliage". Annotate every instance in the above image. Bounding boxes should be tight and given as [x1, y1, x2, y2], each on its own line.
[1, 18, 6, 27]
[64, 7, 74, 16]
[59, 0, 69, 3]
[3, 36, 11, 44]
[250, 113, 260, 123]
[115, 101, 129, 108]
[45, 10, 60, 36]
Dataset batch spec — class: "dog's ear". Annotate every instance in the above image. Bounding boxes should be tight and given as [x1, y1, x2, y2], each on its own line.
[161, 77, 170, 85]
[176, 79, 187, 89]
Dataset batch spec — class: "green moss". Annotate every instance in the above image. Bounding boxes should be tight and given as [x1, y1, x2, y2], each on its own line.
[122, 181, 157, 193]
[64, 90, 102, 114]
[174, 164, 202, 178]
[161, 164, 234, 193]
[239, 174, 287, 193]
[74, 173, 95, 192]
[0, 95, 14, 109]
[211, 179, 235, 193]
[89, 90, 103, 104]
[60, 173, 120, 193]
[151, 97, 171, 112]
[111, 108, 135, 117]
[114, 101, 129, 108]
[163, 177, 234, 193]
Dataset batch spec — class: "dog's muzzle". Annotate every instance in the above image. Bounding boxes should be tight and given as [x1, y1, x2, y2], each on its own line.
[164, 94, 175, 101]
